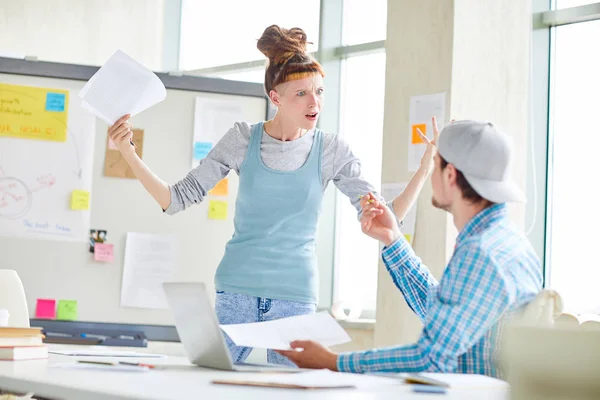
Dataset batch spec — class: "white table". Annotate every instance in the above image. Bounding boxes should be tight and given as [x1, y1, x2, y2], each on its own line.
[0, 349, 509, 400]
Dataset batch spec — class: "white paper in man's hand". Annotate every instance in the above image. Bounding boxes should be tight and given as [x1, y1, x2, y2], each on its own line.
[78, 50, 166, 124]
[220, 311, 351, 350]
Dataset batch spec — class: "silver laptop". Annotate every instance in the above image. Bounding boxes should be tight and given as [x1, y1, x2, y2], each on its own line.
[163, 282, 300, 372]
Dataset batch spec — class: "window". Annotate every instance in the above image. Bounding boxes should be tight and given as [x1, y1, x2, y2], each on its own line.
[179, 0, 321, 71]
[334, 52, 386, 312]
[342, 0, 387, 45]
[547, 19, 600, 314]
[556, 0, 599, 7]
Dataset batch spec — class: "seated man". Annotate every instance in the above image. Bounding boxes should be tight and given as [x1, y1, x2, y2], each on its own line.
[278, 120, 543, 377]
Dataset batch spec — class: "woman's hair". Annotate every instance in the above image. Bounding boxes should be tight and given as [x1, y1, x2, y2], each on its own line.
[257, 25, 325, 94]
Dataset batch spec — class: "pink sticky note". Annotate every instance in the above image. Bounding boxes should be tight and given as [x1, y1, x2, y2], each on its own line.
[94, 243, 114, 262]
[107, 138, 118, 150]
[36, 299, 56, 319]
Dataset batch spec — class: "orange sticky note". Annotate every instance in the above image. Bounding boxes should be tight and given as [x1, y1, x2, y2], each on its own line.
[94, 243, 114, 262]
[411, 124, 427, 144]
[209, 178, 229, 196]
[208, 200, 227, 220]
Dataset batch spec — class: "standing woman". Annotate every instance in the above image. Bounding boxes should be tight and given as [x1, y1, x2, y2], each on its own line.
[108, 25, 425, 365]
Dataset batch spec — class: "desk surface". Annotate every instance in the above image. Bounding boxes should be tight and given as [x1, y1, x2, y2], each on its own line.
[0, 347, 509, 400]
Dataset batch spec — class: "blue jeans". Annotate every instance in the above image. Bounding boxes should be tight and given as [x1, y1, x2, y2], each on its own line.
[215, 290, 316, 366]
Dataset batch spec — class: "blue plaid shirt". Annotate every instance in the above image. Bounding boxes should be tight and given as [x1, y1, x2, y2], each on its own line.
[337, 204, 542, 377]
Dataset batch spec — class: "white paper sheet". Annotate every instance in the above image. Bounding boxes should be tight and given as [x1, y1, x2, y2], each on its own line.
[78, 50, 166, 124]
[217, 369, 403, 389]
[382, 182, 418, 245]
[191, 97, 245, 168]
[48, 349, 166, 358]
[120, 233, 177, 309]
[408, 93, 446, 172]
[51, 362, 150, 372]
[220, 312, 351, 350]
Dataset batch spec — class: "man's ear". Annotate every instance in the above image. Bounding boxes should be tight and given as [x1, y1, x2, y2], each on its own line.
[269, 90, 281, 107]
[445, 163, 458, 188]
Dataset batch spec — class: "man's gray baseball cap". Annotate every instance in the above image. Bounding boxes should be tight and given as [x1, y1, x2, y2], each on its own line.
[437, 120, 525, 203]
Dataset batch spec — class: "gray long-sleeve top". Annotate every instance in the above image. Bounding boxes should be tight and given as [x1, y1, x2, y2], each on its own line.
[164, 122, 382, 216]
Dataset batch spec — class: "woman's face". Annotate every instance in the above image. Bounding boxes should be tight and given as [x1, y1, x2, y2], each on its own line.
[270, 74, 324, 130]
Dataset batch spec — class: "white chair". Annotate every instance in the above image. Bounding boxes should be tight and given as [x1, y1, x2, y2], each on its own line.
[500, 289, 600, 399]
[0, 270, 30, 327]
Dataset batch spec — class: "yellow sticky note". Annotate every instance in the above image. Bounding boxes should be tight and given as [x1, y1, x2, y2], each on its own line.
[404, 234, 413, 244]
[71, 190, 90, 210]
[208, 200, 228, 220]
[0, 83, 69, 142]
[411, 124, 427, 144]
[56, 300, 78, 321]
[209, 178, 229, 196]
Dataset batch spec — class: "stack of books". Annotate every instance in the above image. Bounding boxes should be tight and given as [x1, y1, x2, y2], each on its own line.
[0, 327, 48, 360]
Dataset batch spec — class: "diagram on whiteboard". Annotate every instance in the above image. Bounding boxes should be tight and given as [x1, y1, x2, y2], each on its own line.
[0, 83, 95, 242]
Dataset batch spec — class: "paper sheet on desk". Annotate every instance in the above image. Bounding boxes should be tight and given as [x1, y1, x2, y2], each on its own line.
[220, 311, 351, 350]
[78, 50, 166, 124]
[213, 369, 402, 389]
[48, 349, 166, 358]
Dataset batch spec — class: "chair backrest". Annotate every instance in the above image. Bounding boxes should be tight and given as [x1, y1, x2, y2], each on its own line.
[500, 289, 600, 399]
[0, 270, 30, 327]
[517, 288, 563, 327]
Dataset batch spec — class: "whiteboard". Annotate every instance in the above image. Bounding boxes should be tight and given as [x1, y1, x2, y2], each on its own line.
[0, 71, 267, 325]
[0, 84, 95, 242]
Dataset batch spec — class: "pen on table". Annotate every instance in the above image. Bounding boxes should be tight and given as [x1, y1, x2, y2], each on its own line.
[77, 360, 154, 369]
[119, 361, 156, 369]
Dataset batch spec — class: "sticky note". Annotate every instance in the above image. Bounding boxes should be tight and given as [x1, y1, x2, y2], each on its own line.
[209, 178, 229, 196]
[0, 83, 69, 142]
[208, 200, 227, 220]
[35, 299, 56, 319]
[71, 190, 90, 210]
[194, 142, 213, 160]
[94, 243, 114, 262]
[404, 234, 412, 244]
[57, 300, 78, 321]
[411, 124, 427, 144]
[45, 92, 66, 112]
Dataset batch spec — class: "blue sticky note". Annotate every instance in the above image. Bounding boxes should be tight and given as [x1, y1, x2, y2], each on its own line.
[46, 92, 66, 112]
[194, 142, 213, 160]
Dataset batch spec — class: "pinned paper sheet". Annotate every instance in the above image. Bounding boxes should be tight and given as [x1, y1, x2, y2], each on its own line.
[78, 50, 166, 124]
[408, 93, 445, 171]
[35, 299, 56, 319]
[71, 190, 90, 210]
[382, 183, 417, 246]
[0, 83, 69, 142]
[120, 233, 177, 309]
[104, 129, 144, 179]
[209, 178, 229, 196]
[94, 243, 114, 262]
[208, 200, 227, 220]
[56, 300, 78, 321]
[220, 311, 351, 350]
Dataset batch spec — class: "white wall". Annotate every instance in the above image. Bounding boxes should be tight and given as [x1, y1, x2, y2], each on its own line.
[375, 0, 532, 347]
[0, 0, 166, 70]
